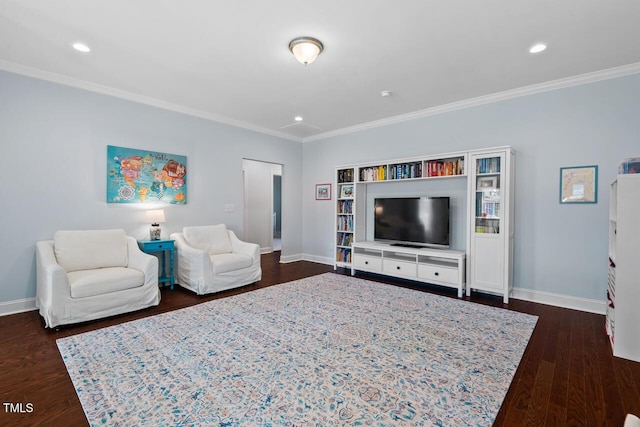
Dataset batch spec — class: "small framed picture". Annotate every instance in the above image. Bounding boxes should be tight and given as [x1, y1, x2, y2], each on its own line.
[560, 165, 598, 204]
[315, 183, 331, 200]
[340, 184, 354, 199]
[477, 176, 497, 189]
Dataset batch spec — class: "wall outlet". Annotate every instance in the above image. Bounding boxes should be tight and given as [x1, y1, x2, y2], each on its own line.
[224, 203, 235, 212]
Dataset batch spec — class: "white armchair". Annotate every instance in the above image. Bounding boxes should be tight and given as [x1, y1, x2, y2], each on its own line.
[36, 229, 160, 328]
[170, 224, 261, 295]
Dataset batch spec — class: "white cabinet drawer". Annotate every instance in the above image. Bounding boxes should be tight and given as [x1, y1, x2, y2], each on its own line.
[418, 264, 458, 285]
[382, 259, 417, 277]
[353, 255, 382, 272]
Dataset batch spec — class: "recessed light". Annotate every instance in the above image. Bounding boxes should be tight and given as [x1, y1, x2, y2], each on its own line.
[529, 43, 547, 54]
[294, 116, 303, 122]
[72, 42, 91, 53]
[381, 90, 392, 97]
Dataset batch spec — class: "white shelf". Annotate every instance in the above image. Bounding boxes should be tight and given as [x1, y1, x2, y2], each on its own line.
[606, 174, 640, 362]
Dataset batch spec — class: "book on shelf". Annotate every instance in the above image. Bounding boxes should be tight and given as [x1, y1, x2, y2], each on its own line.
[336, 248, 352, 263]
[337, 168, 354, 183]
[338, 200, 353, 214]
[476, 157, 500, 174]
[337, 216, 354, 231]
[359, 165, 388, 182]
[426, 158, 464, 177]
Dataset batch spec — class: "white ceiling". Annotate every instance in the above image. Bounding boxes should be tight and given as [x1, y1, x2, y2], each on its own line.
[1, 0, 640, 142]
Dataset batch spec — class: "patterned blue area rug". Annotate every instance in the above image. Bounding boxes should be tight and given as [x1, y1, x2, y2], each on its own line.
[57, 273, 537, 426]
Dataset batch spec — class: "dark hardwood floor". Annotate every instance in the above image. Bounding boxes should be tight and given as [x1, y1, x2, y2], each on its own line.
[1, 252, 638, 426]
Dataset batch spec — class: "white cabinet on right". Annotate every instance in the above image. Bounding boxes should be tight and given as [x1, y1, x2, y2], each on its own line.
[467, 148, 515, 303]
[606, 174, 640, 362]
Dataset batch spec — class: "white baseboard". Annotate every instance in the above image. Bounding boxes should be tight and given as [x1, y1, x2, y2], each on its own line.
[0, 297, 37, 317]
[279, 253, 303, 263]
[301, 254, 334, 266]
[511, 288, 605, 315]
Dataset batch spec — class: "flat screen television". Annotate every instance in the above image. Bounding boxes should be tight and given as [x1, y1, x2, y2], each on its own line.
[374, 196, 450, 248]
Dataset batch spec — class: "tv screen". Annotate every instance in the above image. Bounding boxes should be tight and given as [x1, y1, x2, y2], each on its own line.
[374, 197, 450, 248]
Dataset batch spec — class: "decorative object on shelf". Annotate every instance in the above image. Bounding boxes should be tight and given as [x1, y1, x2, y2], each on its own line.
[559, 165, 598, 204]
[289, 37, 323, 65]
[618, 158, 640, 174]
[146, 209, 166, 240]
[340, 184, 354, 198]
[477, 176, 497, 189]
[315, 183, 331, 200]
[107, 145, 187, 205]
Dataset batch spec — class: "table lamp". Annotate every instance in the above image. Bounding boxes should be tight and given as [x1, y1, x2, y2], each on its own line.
[146, 209, 166, 240]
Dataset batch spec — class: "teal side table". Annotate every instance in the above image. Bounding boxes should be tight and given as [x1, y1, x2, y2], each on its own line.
[137, 239, 175, 290]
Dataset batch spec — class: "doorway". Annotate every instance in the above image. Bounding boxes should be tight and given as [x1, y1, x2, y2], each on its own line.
[242, 159, 283, 253]
[273, 174, 282, 251]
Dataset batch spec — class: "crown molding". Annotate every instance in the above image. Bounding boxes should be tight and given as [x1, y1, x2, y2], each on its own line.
[0, 60, 302, 143]
[302, 62, 640, 142]
[3, 59, 639, 145]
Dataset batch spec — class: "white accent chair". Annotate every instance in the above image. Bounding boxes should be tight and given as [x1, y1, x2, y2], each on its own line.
[170, 224, 261, 295]
[36, 229, 160, 328]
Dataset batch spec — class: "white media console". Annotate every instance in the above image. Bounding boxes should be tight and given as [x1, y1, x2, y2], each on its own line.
[351, 241, 466, 297]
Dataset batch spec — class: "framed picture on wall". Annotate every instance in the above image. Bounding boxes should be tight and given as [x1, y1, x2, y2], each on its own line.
[315, 183, 331, 200]
[559, 165, 598, 204]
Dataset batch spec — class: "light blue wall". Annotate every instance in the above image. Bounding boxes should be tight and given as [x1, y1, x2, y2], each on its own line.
[302, 73, 640, 301]
[0, 70, 303, 304]
[2, 69, 639, 306]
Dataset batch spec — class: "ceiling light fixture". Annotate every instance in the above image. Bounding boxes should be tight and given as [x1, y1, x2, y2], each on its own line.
[294, 116, 303, 122]
[289, 37, 323, 65]
[72, 42, 91, 53]
[529, 43, 547, 54]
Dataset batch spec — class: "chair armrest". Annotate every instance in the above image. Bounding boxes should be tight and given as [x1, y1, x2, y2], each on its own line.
[35, 240, 69, 310]
[126, 237, 158, 285]
[228, 231, 261, 263]
[171, 232, 212, 280]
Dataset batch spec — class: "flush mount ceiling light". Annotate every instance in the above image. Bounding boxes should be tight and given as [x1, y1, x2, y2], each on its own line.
[72, 42, 91, 53]
[529, 43, 547, 54]
[289, 37, 323, 65]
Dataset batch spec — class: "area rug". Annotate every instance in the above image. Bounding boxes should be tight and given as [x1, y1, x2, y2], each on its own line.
[57, 273, 537, 426]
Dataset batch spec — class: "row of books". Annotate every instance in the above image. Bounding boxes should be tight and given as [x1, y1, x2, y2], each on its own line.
[476, 157, 501, 174]
[359, 165, 387, 182]
[475, 225, 500, 234]
[476, 199, 500, 218]
[426, 158, 465, 177]
[337, 216, 354, 232]
[336, 248, 352, 263]
[389, 162, 422, 180]
[337, 168, 354, 183]
[358, 158, 466, 182]
[337, 200, 353, 214]
[336, 232, 353, 247]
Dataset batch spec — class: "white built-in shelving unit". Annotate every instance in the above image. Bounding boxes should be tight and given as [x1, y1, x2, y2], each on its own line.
[333, 147, 514, 300]
[606, 174, 640, 362]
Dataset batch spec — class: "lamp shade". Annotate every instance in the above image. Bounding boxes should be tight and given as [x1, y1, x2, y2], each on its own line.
[289, 37, 323, 65]
[145, 209, 166, 225]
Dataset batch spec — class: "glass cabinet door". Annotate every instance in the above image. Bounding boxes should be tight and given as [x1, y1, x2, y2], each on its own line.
[474, 156, 501, 234]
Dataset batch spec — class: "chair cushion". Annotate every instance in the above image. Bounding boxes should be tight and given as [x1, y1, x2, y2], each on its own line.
[67, 267, 145, 298]
[54, 229, 128, 273]
[183, 225, 232, 255]
[210, 253, 253, 274]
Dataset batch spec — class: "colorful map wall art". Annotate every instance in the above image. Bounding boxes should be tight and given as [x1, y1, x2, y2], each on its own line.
[107, 145, 187, 204]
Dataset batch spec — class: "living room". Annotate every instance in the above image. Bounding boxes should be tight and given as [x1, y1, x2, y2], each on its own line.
[1, 2, 640, 426]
